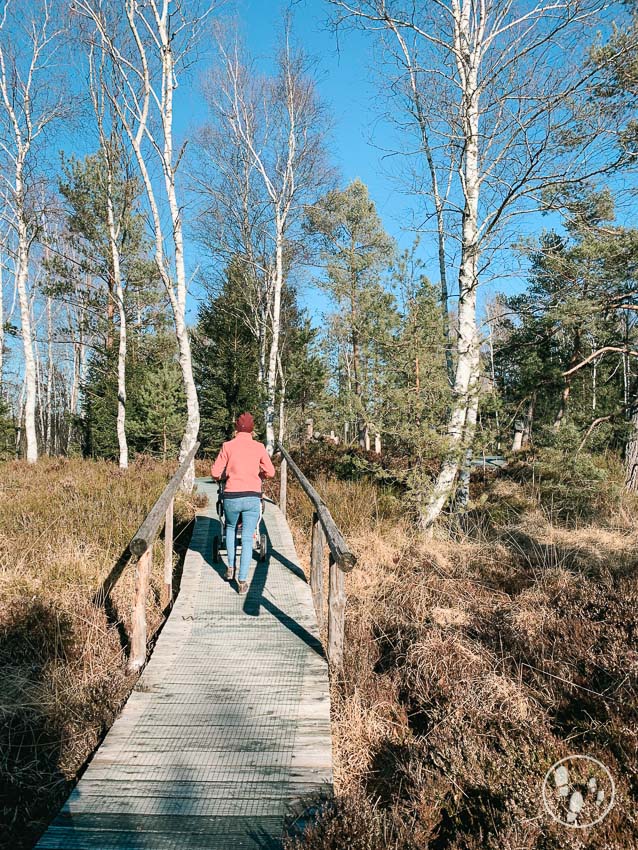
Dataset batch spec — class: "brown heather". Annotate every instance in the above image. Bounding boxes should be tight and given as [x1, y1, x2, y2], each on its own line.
[0, 457, 200, 850]
[283, 458, 638, 850]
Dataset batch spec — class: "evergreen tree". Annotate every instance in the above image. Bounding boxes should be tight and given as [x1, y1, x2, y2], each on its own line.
[305, 179, 396, 446]
[129, 361, 186, 460]
[495, 188, 638, 454]
[194, 259, 327, 453]
[193, 262, 263, 454]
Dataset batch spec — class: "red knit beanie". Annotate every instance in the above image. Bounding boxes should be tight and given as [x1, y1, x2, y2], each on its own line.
[236, 412, 254, 433]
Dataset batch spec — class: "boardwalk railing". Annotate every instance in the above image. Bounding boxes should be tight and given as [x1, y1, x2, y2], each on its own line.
[277, 441, 357, 670]
[126, 442, 200, 672]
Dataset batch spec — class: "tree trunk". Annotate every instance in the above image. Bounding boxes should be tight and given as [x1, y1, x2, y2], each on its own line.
[522, 394, 535, 449]
[106, 163, 128, 470]
[456, 391, 479, 508]
[625, 407, 638, 492]
[554, 331, 580, 429]
[156, 35, 200, 488]
[16, 210, 37, 463]
[277, 352, 286, 445]
[45, 296, 53, 455]
[420, 41, 480, 531]
[265, 220, 284, 454]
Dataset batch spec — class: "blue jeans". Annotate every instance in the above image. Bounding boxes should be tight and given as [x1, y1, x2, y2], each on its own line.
[224, 496, 261, 581]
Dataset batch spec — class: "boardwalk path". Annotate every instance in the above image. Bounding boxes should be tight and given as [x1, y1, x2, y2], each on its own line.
[37, 479, 332, 850]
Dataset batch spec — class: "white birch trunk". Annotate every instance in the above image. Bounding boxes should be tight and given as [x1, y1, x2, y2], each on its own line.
[265, 222, 284, 454]
[16, 210, 37, 462]
[106, 170, 128, 469]
[159, 31, 199, 487]
[421, 5, 481, 530]
[46, 296, 53, 455]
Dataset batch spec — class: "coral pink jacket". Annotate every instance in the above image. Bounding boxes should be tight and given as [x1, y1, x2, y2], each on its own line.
[211, 432, 275, 497]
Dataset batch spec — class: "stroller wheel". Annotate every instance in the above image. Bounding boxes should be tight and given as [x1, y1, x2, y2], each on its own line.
[212, 535, 220, 564]
[259, 533, 267, 562]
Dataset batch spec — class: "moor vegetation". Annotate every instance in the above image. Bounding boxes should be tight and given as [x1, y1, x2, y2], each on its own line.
[282, 442, 638, 850]
[0, 458, 199, 850]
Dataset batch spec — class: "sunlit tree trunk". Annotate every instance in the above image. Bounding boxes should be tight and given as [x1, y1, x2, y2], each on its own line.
[16, 210, 37, 462]
[625, 407, 638, 492]
[421, 4, 481, 530]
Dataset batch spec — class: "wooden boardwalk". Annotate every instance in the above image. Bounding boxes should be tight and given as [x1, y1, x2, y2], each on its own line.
[36, 479, 332, 850]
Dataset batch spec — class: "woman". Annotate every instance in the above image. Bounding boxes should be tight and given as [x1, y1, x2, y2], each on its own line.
[211, 412, 275, 593]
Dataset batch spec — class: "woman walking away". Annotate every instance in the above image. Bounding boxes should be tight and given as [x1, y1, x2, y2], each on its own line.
[211, 413, 275, 594]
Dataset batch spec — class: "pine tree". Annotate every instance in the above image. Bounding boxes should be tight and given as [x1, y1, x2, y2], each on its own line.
[305, 179, 396, 446]
[129, 362, 186, 460]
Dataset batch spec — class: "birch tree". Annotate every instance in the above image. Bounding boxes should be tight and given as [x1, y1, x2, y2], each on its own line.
[73, 0, 215, 487]
[329, 0, 611, 530]
[193, 80, 273, 400]
[0, 1, 65, 462]
[206, 26, 331, 452]
[87, 45, 130, 468]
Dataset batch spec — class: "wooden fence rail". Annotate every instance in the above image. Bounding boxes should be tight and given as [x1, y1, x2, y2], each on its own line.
[126, 442, 199, 672]
[276, 442, 357, 670]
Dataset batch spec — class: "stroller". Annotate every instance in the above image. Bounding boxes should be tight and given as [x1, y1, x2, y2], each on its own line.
[212, 477, 268, 568]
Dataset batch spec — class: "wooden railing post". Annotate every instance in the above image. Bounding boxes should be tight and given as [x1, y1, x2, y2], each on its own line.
[328, 554, 346, 671]
[163, 497, 174, 607]
[129, 547, 152, 672]
[310, 511, 325, 630]
[276, 442, 356, 673]
[280, 457, 288, 518]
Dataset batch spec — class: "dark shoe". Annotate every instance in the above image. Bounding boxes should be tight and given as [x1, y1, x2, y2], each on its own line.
[237, 580, 248, 594]
[225, 566, 234, 581]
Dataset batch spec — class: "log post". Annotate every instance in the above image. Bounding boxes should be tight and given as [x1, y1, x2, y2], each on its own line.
[328, 554, 346, 670]
[310, 511, 325, 630]
[163, 497, 174, 607]
[280, 457, 288, 518]
[129, 547, 152, 672]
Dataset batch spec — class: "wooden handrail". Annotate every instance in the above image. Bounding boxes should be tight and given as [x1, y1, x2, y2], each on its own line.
[127, 441, 200, 672]
[276, 442, 357, 572]
[130, 442, 199, 557]
[276, 441, 356, 671]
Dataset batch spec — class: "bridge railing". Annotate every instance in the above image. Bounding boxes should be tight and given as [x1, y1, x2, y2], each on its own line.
[276, 442, 357, 670]
[126, 442, 200, 672]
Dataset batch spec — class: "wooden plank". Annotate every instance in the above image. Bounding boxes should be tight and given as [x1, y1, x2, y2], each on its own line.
[328, 553, 346, 670]
[128, 548, 152, 673]
[310, 512, 325, 630]
[163, 497, 174, 606]
[279, 456, 287, 517]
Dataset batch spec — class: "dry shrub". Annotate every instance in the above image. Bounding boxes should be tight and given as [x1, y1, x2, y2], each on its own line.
[285, 455, 638, 850]
[0, 457, 198, 850]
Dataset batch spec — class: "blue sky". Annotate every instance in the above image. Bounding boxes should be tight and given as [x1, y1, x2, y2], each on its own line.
[174, 0, 444, 321]
[23, 0, 637, 339]
[170, 0, 580, 324]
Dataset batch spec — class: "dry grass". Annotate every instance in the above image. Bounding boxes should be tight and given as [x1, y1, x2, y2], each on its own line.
[0, 457, 200, 850]
[283, 459, 638, 850]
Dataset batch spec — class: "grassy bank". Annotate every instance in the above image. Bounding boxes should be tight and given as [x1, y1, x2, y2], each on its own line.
[283, 447, 638, 849]
[0, 457, 200, 850]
